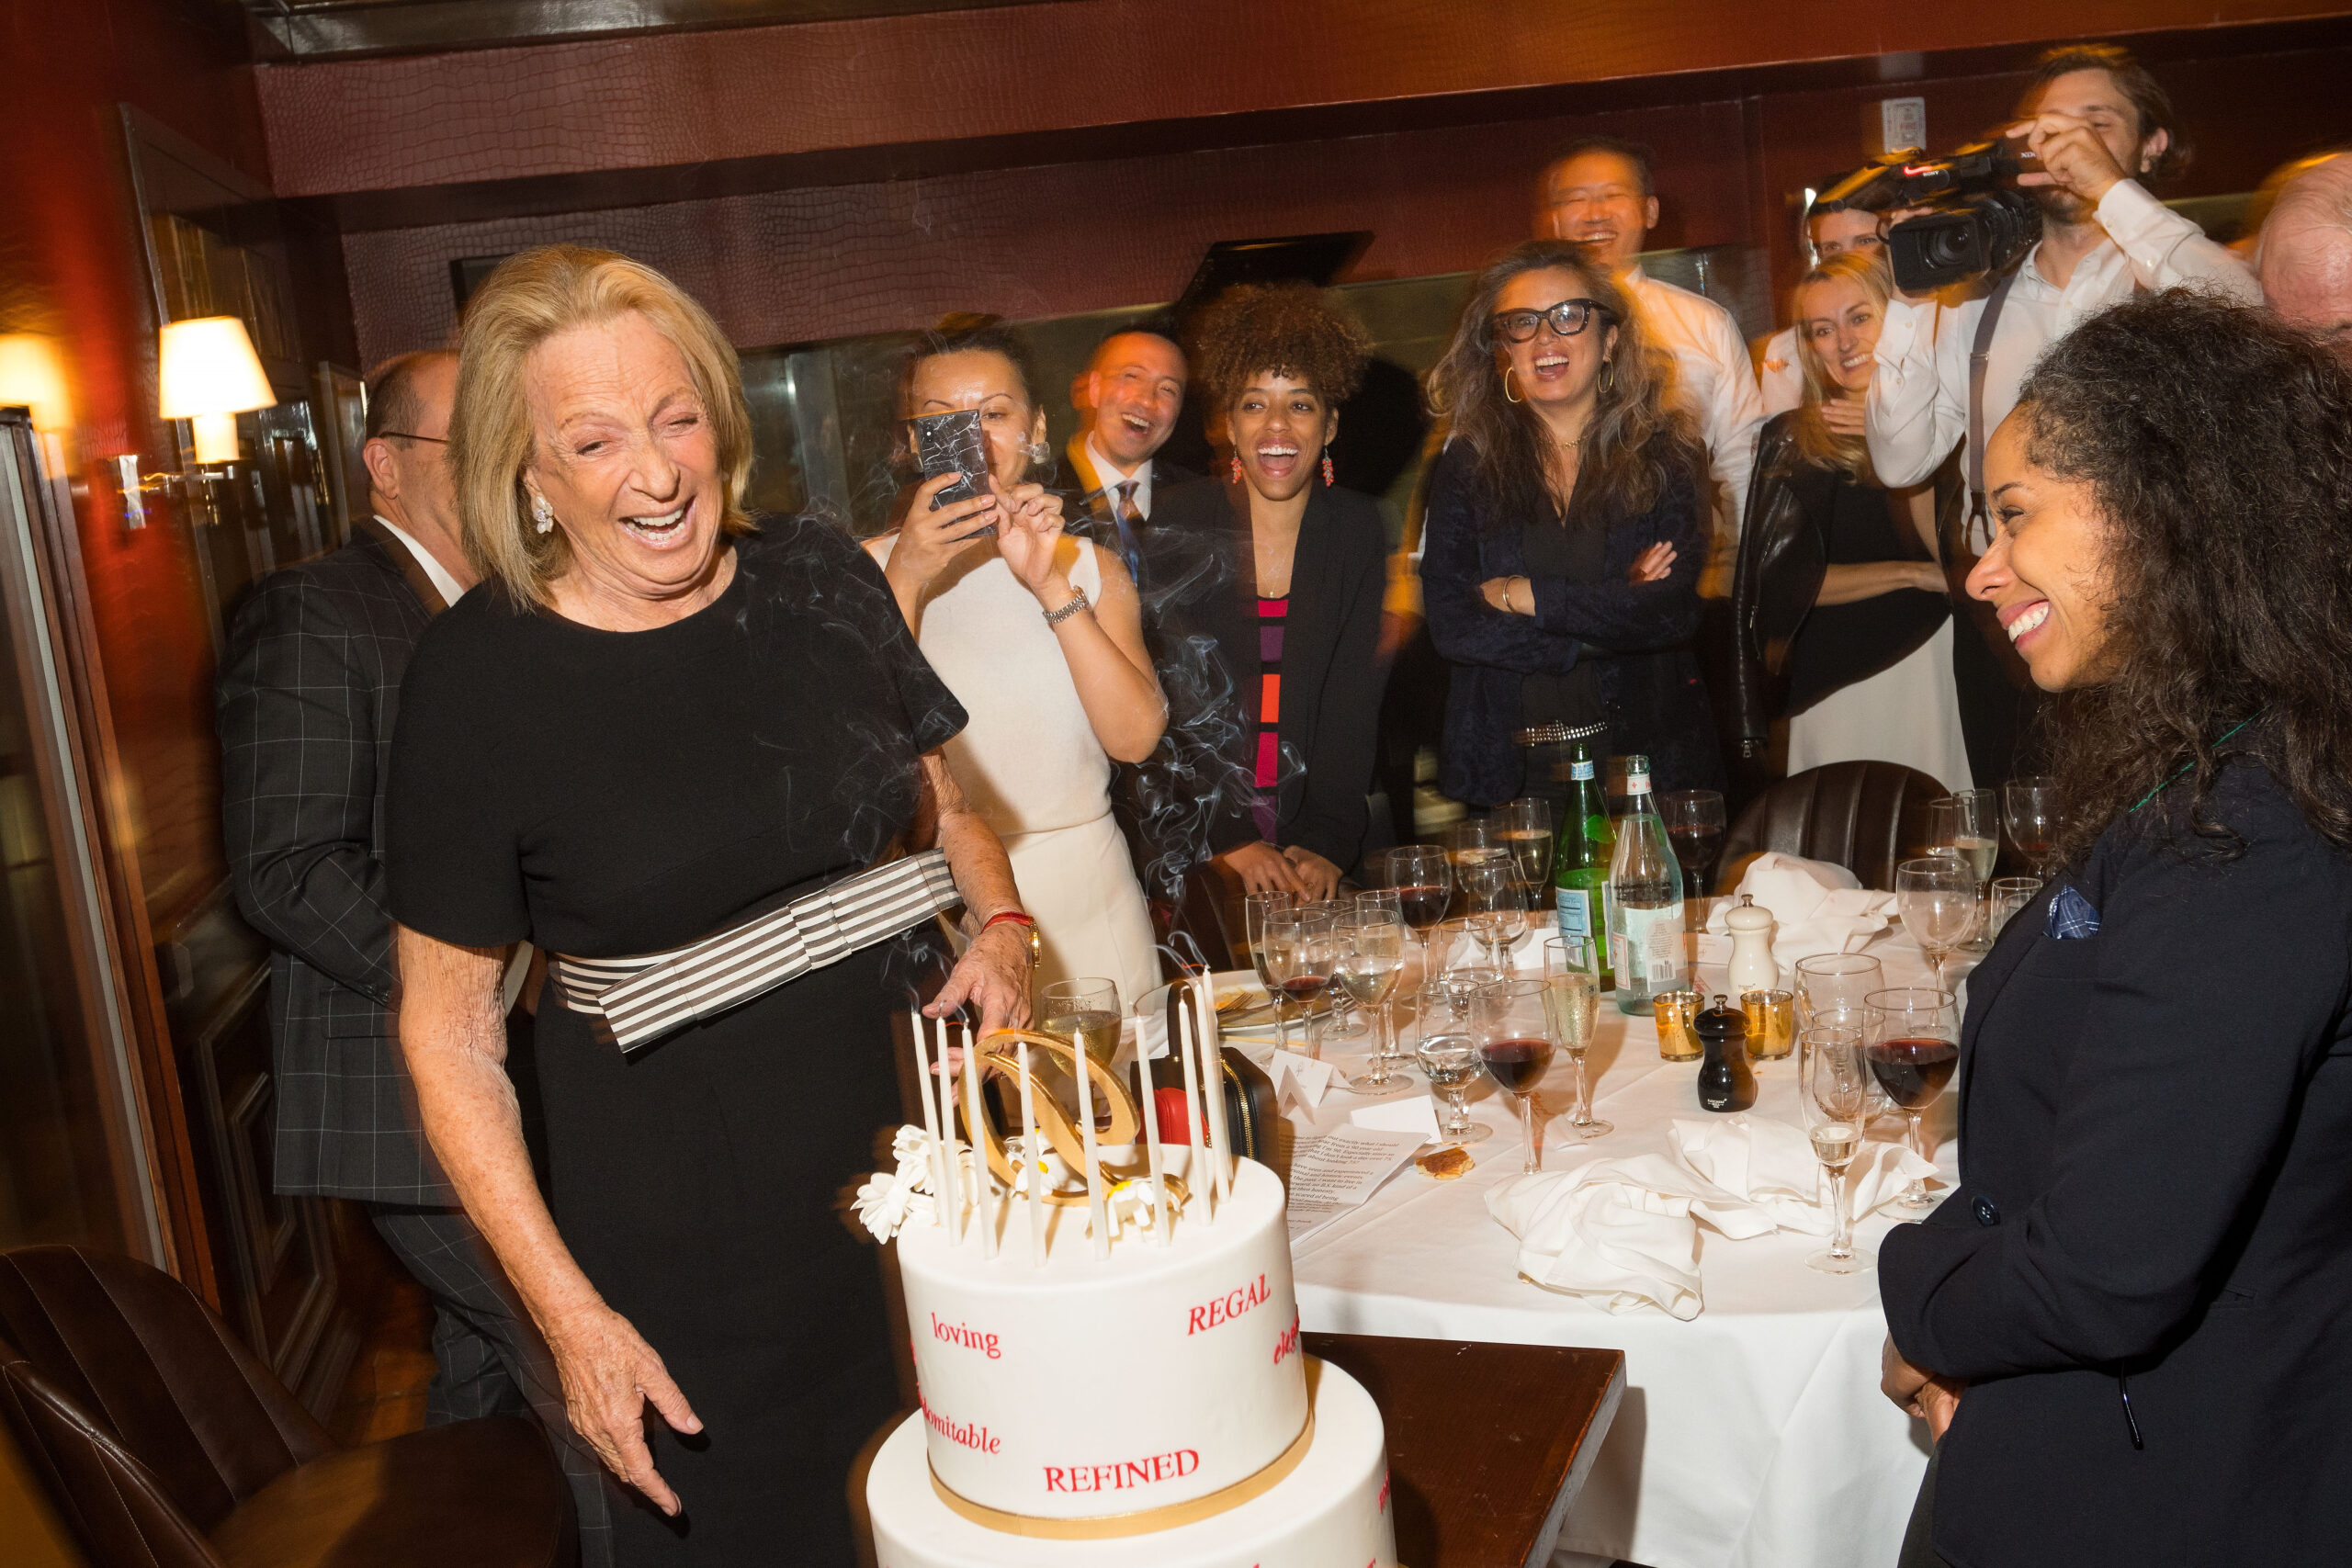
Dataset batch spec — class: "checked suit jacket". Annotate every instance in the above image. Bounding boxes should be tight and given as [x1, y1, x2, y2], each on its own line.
[217, 518, 458, 1203]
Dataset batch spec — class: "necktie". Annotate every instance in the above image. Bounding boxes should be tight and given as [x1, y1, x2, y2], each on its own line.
[1112, 479, 1145, 583]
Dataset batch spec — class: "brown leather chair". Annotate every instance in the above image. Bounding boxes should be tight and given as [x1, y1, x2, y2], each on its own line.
[1170, 856, 1249, 975]
[0, 1246, 574, 1568]
[1715, 761, 1949, 893]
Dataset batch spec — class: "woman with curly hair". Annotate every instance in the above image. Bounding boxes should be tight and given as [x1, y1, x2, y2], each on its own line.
[1727, 251, 1968, 786]
[1144, 284, 1388, 900]
[1878, 290, 2352, 1568]
[1422, 239, 1720, 811]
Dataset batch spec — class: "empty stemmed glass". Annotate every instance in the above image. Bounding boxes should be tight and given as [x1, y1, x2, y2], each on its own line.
[1461, 848, 1527, 971]
[1243, 888, 1295, 1023]
[1473, 978, 1555, 1173]
[1412, 1029, 1491, 1147]
[1433, 918, 1499, 1032]
[2003, 775, 2064, 879]
[1863, 987, 1960, 1211]
[1659, 788, 1727, 927]
[1544, 937, 1611, 1139]
[1498, 797, 1555, 906]
[1380, 844, 1453, 1045]
[1989, 876, 2043, 938]
[1804, 1034, 1877, 1275]
[1317, 899, 1368, 1040]
[1337, 903, 1409, 1093]
[1895, 857, 1982, 991]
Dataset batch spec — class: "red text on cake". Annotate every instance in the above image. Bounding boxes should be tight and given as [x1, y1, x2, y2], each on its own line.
[929, 1313, 1002, 1359]
[1272, 1311, 1301, 1365]
[1187, 1272, 1270, 1335]
[919, 1394, 1001, 1455]
[1043, 1449, 1200, 1493]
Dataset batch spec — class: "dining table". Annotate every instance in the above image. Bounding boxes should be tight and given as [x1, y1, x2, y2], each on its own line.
[1215, 910, 1966, 1568]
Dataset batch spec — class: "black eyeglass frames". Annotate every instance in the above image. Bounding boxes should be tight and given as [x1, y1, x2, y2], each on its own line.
[1488, 299, 1610, 344]
[379, 431, 448, 445]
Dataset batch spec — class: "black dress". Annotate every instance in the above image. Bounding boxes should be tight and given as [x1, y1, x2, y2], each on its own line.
[1781, 478, 1945, 716]
[386, 517, 966, 1566]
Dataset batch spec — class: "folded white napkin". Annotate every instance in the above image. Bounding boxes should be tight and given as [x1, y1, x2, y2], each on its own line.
[1704, 852, 1894, 968]
[1485, 1116, 1937, 1318]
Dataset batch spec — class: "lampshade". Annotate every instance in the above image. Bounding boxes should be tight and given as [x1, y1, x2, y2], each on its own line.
[0, 333, 74, 434]
[159, 316, 275, 465]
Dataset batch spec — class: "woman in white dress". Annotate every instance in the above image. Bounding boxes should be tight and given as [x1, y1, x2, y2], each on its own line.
[867, 316, 1167, 1009]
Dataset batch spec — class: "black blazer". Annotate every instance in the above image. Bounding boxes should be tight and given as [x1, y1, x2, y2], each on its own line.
[1880, 755, 2352, 1567]
[1136, 477, 1388, 874]
[216, 520, 458, 1203]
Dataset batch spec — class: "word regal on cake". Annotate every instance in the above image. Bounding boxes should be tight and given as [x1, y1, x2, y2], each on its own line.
[859, 979, 1399, 1567]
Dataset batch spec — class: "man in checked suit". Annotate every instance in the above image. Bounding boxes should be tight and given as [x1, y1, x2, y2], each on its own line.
[216, 351, 611, 1564]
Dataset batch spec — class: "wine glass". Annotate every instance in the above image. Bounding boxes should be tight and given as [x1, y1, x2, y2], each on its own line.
[1337, 909, 1408, 1092]
[1380, 845, 1453, 1045]
[1315, 899, 1368, 1041]
[1791, 953, 1883, 1028]
[1929, 790, 1999, 950]
[1544, 938, 1611, 1139]
[1460, 849, 1527, 971]
[1412, 1031, 1491, 1146]
[1659, 789, 1727, 924]
[1895, 857, 1982, 991]
[1863, 987, 1959, 1211]
[1040, 978, 1122, 1134]
[2003, 775, 2064, 879]
[1989, 875, 2043, 938]
[1796, 1022, 1863, 1131]
[1804, 1035, 1876, 1275]
[1473, 978, 1555, 1173]
[1498, 796, 1555, 905]
[1243, 888, 1295, 1019]
[1433, 918, 1499, 1031]
[1268, 908, 1337, 1057]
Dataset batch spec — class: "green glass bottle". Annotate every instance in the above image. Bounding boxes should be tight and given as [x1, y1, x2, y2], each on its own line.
[1551, 726, 1616, 989]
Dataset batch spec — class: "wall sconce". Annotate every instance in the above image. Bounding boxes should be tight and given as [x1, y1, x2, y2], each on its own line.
[159, 316, 275, 467]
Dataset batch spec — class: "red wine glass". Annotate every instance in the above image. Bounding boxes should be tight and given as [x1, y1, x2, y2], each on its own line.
[1863, 987, 1959, 1211]
[1472, 977, 1555, 1173]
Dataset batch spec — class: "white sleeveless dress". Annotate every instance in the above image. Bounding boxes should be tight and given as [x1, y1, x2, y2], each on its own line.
[872, 534, 1161, 1010]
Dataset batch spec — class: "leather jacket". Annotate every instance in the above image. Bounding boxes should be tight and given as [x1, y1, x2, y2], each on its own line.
[1728, 412, 1837, 755]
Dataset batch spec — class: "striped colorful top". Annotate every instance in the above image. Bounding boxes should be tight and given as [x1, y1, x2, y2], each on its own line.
[1252, 595, 1288, 841]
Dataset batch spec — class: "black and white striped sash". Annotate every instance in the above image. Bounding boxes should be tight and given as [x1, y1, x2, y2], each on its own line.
[550, 850, 960, 1054]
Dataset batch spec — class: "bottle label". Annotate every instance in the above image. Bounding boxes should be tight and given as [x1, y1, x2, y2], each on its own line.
[1555, 887, 1593, 940]
[1626, 771, 1651, 794]
[1570, 760, 1596, 781]
[1614, 904, 1685, 989]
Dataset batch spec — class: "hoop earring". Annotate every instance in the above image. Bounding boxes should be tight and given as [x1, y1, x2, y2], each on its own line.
[1502, 365, 1522, 405]
[1321, 455, 1335, 487]
[1600, 358, 1614, 396]
[532, 495, 555, 536]
[1230, 456, 1244, 484]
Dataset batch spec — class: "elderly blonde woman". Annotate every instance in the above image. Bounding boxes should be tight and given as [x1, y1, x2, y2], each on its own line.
[387, 246, 1031, 1566]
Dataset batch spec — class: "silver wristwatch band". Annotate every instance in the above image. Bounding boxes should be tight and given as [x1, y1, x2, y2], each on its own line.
[1042, 587, 1091, 626]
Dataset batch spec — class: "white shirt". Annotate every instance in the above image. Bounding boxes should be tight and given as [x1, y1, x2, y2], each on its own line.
[372, 513, 465, 608]
[1758, 323, 1804, 417]
[1866, 179, 2261, 491]
[1623, 265, 1768, 588]
[1068, 434, 1155, 519]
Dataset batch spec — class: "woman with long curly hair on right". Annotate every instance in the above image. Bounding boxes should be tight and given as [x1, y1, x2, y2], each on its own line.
[1422, 239, 1721, 812]
[1877, 290, 2352, 1568]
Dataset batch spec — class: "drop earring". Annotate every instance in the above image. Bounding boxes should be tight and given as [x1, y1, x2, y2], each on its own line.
[532, 496, 555, 536]
[1230, 456, 1244, 484]
[1321, 454, 1335, 487]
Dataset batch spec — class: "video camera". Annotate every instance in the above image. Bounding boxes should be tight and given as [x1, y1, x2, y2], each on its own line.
[1821, 141, 2042, 295]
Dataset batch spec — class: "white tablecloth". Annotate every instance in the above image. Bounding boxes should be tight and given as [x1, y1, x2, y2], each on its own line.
[1227, 924, 1961, 1568]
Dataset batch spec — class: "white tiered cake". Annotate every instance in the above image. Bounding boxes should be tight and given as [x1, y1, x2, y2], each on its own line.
[863, 1018, 1395, 1568]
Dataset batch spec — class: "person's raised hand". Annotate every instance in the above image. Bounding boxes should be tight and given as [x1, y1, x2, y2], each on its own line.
[1819, 395, 1869, 436]
[994, 479, 1070, 601]
[2007, 113, 2132, 206]
[545, 1303, 701, 1516]
[928, 920, 1033, 1032]
[1628, 542, 1678, 584]
[1217, 840, 1306, 896]
[1282, 844, 1343, 902]
[888, 470, 998, 591]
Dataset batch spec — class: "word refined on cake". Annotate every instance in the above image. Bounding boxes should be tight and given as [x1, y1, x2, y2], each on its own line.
[919, 1393, 1001, 1455]
[1043, 1447, 1202, 1495]
[930, 1312, 1002, 1359]
[1187, 1271, 1272, 1336]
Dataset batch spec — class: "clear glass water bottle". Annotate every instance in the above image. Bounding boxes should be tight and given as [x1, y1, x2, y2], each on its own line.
[1607, 755, 1688, 1016]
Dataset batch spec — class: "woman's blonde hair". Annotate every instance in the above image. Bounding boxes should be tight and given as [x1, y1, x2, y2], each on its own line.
[1790, 250, 1892, 480]
[449, 245, 755, 606]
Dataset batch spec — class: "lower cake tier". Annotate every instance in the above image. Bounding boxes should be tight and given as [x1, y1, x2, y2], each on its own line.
[868, 1359, 1396, 1568]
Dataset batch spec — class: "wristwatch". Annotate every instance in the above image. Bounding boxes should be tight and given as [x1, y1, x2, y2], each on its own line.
[981, 909, 1041, 967]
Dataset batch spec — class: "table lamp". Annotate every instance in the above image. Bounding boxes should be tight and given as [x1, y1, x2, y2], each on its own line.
[158, 316, 275, 466]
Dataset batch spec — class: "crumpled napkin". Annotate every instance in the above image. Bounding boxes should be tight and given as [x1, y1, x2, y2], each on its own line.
[1485, 1116, 1938, 1318]
[1704, 852, 1895, 968]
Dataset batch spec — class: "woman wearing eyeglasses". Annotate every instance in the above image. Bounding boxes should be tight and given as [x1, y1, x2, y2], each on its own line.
[1423, 239, 1722, 811]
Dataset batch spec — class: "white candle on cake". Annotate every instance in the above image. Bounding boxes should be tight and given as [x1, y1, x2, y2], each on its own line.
[931, 1016, 964, 1244]
[961, 1024, 997, 1258]
[1136, 1008, 1172, 1244]
[1195, 978, 1234, 1209]
[910, 1010, 944, 1220]
[1015, 1037, 1046, 1264]
[1177, 1000, 1207, 1209]
[1073, 1031, 1109, 1260]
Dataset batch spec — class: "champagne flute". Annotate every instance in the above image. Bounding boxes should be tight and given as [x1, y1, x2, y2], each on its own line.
[1930, 790, 1999, 952]
[1796, 1022, 1863, 1131]
[1990, 875, 2043, 938]
[1544, 938, 1611, 1139]
[1659, 788, 1727, 924]
[1864, 987, 1960, 1211]
[1460, 848, 1526, 971]
[1243, 888, 1295, 1019]
[2003, 775, 2063, 879]
[1498, 796, 1555, 905]
[1473, 978, 1555, 1173]
[1381, 845, 1453, 1047]
[1895, 857, 1982, 991]
[1339, 907, 1408, 1092]
[1804, 1036, 1876, 1275]
[1262, 910, 1303, 1054]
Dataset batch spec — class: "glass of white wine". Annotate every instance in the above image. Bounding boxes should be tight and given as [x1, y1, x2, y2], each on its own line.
[1543, 938, 1610, 1139]
[1930, 791, 2000, 952]
[1040, 977, 1122, 1134]
[1804, 1035, 1874, 1275]
[1339, 908, 1408, 1093]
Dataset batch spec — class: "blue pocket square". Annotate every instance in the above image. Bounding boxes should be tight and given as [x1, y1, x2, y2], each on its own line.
[2045, 883, 2101, 940]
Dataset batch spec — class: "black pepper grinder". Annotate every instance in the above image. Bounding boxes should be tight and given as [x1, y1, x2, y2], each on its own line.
[1693, 993, 1758, 1113]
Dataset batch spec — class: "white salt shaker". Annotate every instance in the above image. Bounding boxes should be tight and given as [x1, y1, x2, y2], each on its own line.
[1724, 894, 1780, 995]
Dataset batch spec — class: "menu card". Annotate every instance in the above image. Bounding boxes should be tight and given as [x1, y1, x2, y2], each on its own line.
[1285, 1125, 1429, 1247]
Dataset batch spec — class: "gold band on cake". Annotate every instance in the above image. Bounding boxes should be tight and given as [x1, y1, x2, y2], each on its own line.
[926, 1408, 1317, 1540]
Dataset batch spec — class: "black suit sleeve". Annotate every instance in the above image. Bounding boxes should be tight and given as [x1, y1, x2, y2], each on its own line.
[1286, 523, 1387, 869]
[217, 573, 396, 1003]
[1881, 778, 2352, 1380]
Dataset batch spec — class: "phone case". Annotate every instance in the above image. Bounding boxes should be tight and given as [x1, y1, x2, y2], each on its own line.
[913, 409, 991, 536]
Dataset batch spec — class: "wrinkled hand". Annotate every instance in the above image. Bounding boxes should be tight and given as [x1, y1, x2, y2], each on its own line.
[1282, 845, 1343, 902]
[1882, 1336, 1967, 1440]
[2008, 113, 2132, 205]
[993, 480, 1070, 600]
[1217, 840, 1306, 896]
[546, 1303, 701, 1515]
[929, 922, 1033, 1032]
[1628, 542, 1677, 584]
[1820, 395, 1869, 436]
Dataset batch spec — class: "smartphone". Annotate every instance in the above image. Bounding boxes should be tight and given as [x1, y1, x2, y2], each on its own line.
[912, 409, 994, 538]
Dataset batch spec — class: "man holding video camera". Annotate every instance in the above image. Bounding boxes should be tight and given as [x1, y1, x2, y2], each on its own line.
[1866, 44, 2258, 785]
